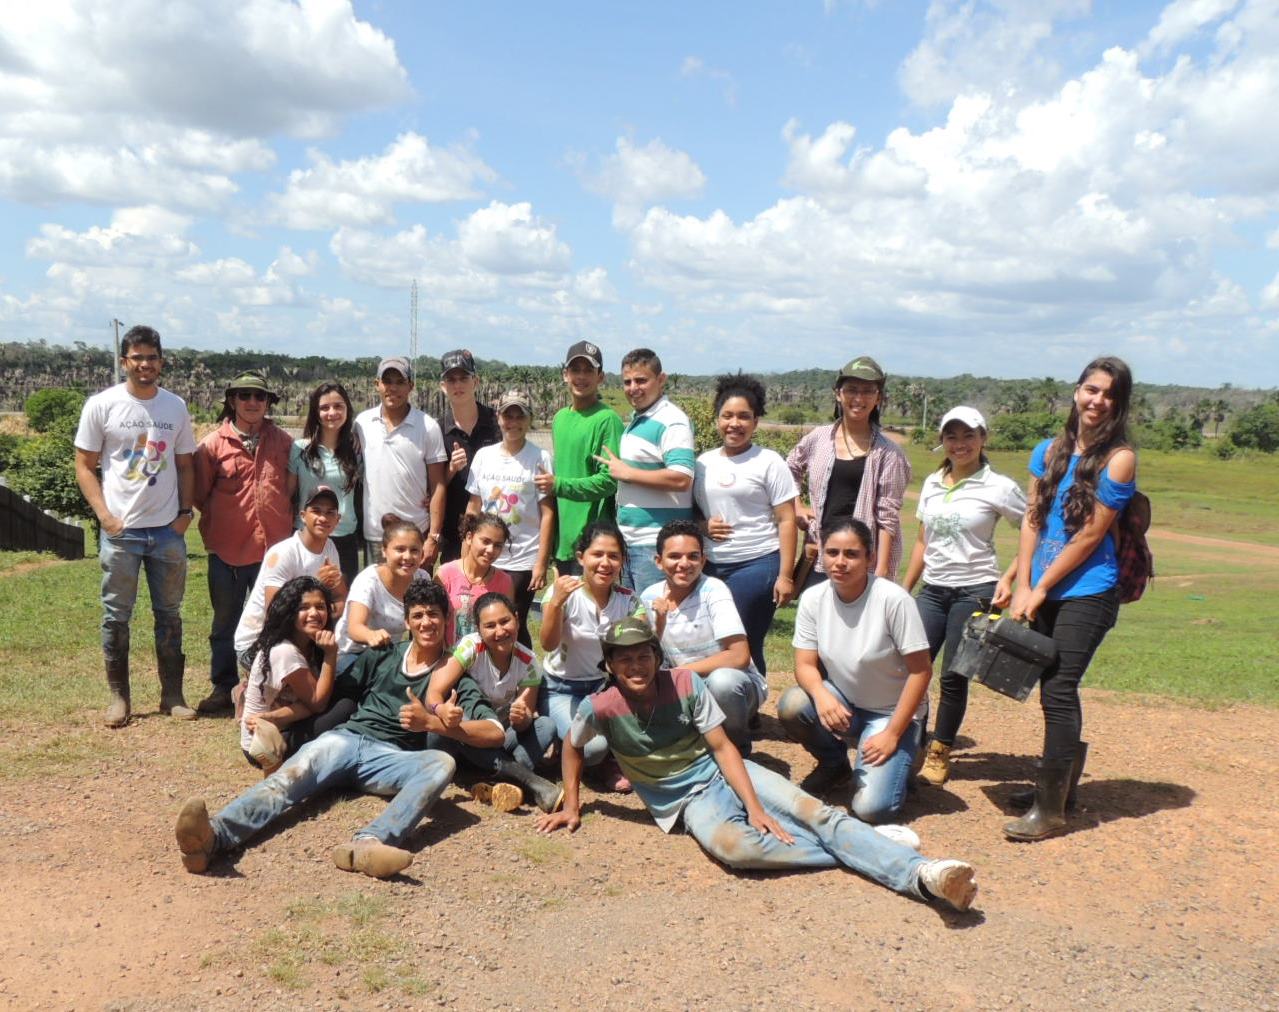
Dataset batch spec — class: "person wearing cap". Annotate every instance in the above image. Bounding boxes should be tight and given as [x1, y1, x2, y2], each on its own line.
[193, 370, 296, 714]
[787, 355, 911, 584]
[533, 340, 623, 576]
[534, 616, 980, 913]
[903, 407, 1026, 787]
[353, 356, 448, 569]
[465, 389, 554, 646]
[73, 324, 197, 727]
[438, 350, 499, 564]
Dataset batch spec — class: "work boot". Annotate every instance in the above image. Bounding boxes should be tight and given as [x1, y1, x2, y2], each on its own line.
[174, 797, 216, 873]
[1009, 741, 1088, 812]
[799, 758, 852, 797]
[158, 652, 196, 720]
[495, 759, 565, 814]
[332, 838, 413, 879]
[1003, 757, 1074, 841]
[918, 740, 952, 787]
[104, 656, 131, 729]
[196, 686, 235, 716]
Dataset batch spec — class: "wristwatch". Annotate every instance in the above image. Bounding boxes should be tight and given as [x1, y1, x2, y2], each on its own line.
[427, 532, 441, 543]
[177, 508, 194, 518]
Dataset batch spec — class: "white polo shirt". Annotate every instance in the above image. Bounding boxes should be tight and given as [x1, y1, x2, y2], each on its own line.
[355, 404, 446, 540]
[915, 465, 1026, 587]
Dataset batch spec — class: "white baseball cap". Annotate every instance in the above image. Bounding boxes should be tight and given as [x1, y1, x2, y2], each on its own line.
[933, 406, 987, 451]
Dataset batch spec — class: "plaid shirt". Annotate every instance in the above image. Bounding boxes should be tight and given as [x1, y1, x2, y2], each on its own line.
[786, 423, 911, 578]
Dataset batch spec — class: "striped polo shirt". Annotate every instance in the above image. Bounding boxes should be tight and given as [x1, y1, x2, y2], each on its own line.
[616, 395, 696, 549]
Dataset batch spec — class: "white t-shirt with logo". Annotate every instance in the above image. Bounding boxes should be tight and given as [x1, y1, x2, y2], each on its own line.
[915, 465, 1027, 587]
[354, 405, 446, 540]
[540, 584, 645, 682]
[336, 565, 406, 654]
[465, 441, 552, 571]
[640, 575, 767, 703]
[233, 532, 340, 652]
[694, 445, 799, 565]
[73, 384, 196, 529]
[451, 632, 543, 723]
[240, 640, 312, 751]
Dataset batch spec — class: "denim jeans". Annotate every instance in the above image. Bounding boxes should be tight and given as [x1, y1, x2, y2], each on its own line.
[707, 550, 780, 677]
[539, 675, 608, 766]
[914, 581, 997, 746]
[1034, 589, 1120, 762]
[99, 524, 187, 668]
[703, 668, 762, 753]
[776, 682, 921, 824]
[207, 554, 261, 690]
[429, 714, 557, 772]
[623, 548, 664, 597]
[211, 728, 456, 851]
[681, 761, 927, 897]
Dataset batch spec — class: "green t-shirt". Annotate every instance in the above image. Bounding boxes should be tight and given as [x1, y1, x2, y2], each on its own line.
[337, 642, 497, 749]
[550, 400, 624, 561]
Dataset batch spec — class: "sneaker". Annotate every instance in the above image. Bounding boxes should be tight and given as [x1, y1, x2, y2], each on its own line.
[332, 838, 413, 879]
[799, 760, 852, 797]
[918, 859, 978, 912]
[601, 758, 632, 794]
[874, 824, 921, 850]
[918, 740, 952, 787]
[174, 797, 216, 874]
[196, 688, 235, 716]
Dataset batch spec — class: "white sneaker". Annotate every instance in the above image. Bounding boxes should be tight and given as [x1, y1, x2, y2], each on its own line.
[918, 859, 978, 912]
[874, 824, 921, 850]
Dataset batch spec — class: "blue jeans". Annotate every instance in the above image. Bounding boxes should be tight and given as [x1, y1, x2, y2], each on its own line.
[776, 682, 921, 824]
[703, 667, 762, 753]
[623, 548, 664, 597]
[707, 550, 780, 677]
[208, 554, 261, 690]
[681, 761, 927, 897]
[99, 525, 187, 669]
[429, 715, 558, 772]
[914, 581, 996, 746]
[539, 675, 608, 767]
[211, 729, 456, 851]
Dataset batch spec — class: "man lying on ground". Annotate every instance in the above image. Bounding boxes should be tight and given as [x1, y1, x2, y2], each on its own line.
[175, 578, 504, 879]
[535, 617, 979, 912]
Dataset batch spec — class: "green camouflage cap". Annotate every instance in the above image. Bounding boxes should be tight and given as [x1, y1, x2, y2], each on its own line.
[225, 370, 278, 401]
[602, 616, 659, 651]
[835, 356, 886, 386]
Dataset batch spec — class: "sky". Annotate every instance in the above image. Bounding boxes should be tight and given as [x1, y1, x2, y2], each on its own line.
[1, 0, 1277, 387]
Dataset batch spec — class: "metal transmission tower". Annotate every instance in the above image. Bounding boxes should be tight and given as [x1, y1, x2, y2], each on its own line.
[408, 279, 420, 384]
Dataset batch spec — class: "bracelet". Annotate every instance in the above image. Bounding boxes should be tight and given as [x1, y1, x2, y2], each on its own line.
[427, 702, 439, 715]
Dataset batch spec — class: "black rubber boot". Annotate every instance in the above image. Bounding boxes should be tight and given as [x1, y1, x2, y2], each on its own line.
[799, 758, 853, 797]
[1003, 757, 1074, 841]
[495, 760, 564, 814]
[104, 655, 131, 729]
[158, 651, 196, 720]
[1009, 740, 1088, 812]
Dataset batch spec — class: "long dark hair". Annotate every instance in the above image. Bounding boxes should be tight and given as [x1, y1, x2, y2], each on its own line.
[247, 576, 333, 685]
[300, 382, 360, 492]
[1029, 356, 1133, 534]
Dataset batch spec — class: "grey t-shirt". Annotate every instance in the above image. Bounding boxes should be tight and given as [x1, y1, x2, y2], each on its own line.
[792, 576, 930, 717]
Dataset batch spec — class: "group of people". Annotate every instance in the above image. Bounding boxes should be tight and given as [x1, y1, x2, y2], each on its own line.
[75, 325, 1140, 913]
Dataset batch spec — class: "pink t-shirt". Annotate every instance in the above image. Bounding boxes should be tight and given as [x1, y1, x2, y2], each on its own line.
[436, 560, 514, 646]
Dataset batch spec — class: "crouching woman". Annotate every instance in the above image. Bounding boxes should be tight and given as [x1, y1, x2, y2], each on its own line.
[535, 618, 978, 913]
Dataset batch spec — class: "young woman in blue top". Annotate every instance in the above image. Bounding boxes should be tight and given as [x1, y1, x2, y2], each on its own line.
[1006, 356, 1137, 841]
[291, 382, 364, 586]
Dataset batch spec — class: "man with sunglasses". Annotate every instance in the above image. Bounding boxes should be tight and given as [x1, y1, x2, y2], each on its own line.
[193, 371, 296, 715]
[75, 325, 198, 728]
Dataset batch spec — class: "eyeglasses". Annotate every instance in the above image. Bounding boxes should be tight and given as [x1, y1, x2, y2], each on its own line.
[235, 390, 269, 402]
[839, 386, 879, 399]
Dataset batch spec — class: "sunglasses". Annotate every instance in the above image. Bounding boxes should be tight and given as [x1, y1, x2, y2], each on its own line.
[235, 390, 269, 402]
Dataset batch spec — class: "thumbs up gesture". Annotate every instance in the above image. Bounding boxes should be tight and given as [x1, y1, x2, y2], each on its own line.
[436, 689, 463, 729]
[399, 686, 430, 731]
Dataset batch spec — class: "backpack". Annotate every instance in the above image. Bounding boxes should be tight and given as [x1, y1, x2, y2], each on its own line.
[1113, 490, 1154, 604]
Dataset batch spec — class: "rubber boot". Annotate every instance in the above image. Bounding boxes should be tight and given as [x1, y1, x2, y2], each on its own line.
[104, 656, 131, 729]
[158, 652, 196, 720]
[1009, 741, 1088, 812]
[495, 759, 565, 814]
[1003, 757, 1074, 841]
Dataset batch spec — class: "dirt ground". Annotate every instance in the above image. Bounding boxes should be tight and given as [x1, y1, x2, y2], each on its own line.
[1, 682, 1276, 1012]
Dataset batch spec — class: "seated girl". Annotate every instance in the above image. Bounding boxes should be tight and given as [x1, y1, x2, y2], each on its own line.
[335, 514, 425, 673]
[436, 512, 515, 646]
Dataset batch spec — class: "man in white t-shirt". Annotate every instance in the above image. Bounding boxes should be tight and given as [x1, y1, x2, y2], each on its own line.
[354, 356, 447, 570]
[74, 325, 197, 728]
[640, 520, 765, 752]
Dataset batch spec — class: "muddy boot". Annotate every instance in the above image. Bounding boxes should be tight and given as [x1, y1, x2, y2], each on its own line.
[918, 740, 952, 787]
[104, 656, 131, 729]
[196, 686, 235, 716]
[158, 652, 196, 720]
[1010, 741, 1088, 812]
[175, 797, 216, 873]
[332, 838, 413, 879]
[799, 757, 852, 797]
[1003, 757, 1074, 841]
[495, 759, 564, 814]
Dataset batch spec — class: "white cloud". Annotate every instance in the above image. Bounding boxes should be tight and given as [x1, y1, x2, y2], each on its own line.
[581, 137, 706, 226]
[1142, 0, 1240, 54]
[267, 132, 498, 230]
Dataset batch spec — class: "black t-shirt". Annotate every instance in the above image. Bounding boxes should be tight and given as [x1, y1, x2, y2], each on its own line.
[440, 401, 500, 544]
[824, 455, 867, 524]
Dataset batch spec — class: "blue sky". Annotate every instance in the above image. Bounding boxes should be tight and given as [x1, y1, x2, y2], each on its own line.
[1, 1, 1276, 386]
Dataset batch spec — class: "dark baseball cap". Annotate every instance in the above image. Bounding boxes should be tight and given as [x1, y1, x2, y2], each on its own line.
[563, 340, 603, 370]
[835, 356, 886, 386]
[440, 349, 477, 378]
[303, 484, 340, 509]
[377, 356, 413, 382]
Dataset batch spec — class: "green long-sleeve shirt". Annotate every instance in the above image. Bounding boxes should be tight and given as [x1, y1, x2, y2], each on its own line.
[551, 399, 624, 561]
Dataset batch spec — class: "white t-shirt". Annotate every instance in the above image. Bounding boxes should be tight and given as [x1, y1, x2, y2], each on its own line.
[354, 405, 446, 540]
[73, 384, 196, 529]
[540, 584, 645, 681]
[915, 465, 1027, 587]
[694, 445, 799, 565]
[336, 565, 406, 654]
[240, 640, 312, 751]
[640, 575, 766, 703]
[792, 577, 930, 718]
[233, 532, 340, 652]
[465, 441, 552, 571]
[451, 632, 543, 723]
